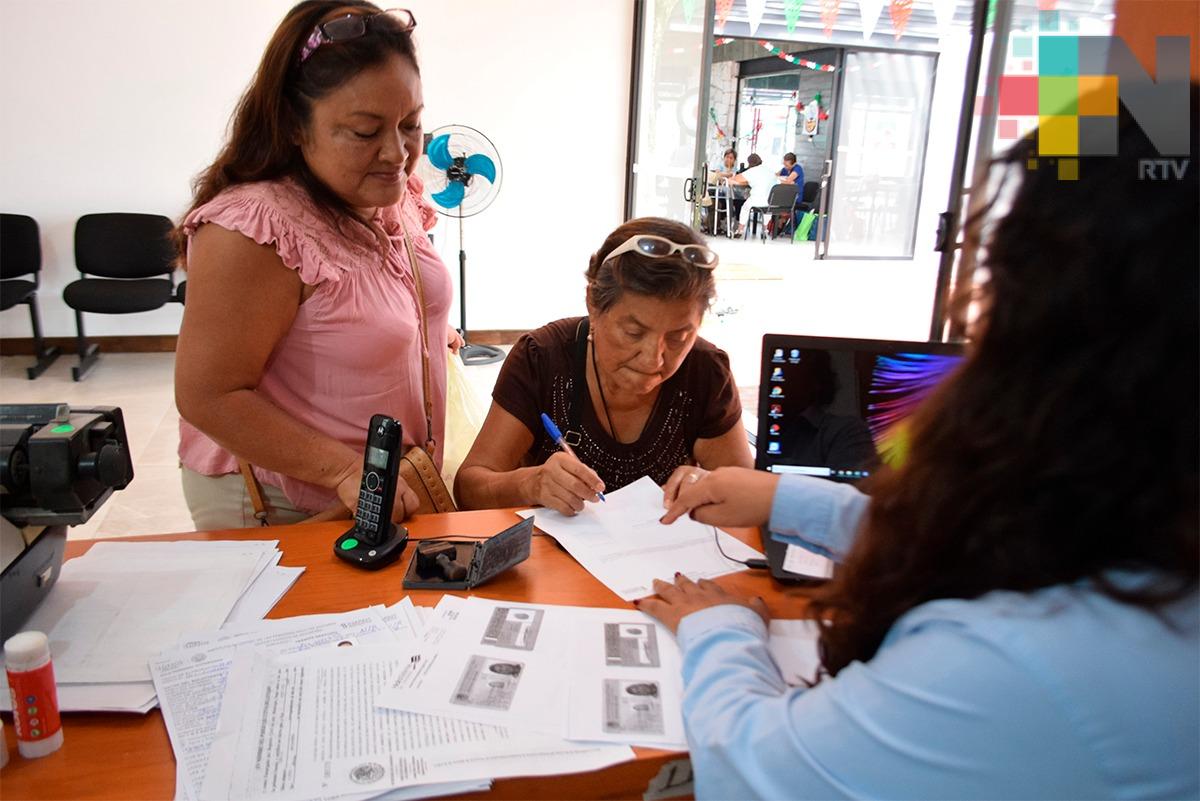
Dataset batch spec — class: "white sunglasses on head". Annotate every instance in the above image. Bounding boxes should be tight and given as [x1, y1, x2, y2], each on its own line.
[601, 235, 719, 269]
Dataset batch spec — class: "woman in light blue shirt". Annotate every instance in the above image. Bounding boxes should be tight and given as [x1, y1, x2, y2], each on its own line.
[640, 98, 1199, 799]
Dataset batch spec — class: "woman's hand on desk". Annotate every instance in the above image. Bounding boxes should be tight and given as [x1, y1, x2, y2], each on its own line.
[525, 451, 605, 516]
[637, 574, 770, 634]
[661, 466, 779, 527]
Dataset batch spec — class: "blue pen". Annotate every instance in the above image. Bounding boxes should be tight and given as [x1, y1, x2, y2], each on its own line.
[540, 412, 606, 502]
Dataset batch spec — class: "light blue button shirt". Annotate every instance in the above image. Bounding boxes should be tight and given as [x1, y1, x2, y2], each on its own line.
[675, 474, 1199, 800]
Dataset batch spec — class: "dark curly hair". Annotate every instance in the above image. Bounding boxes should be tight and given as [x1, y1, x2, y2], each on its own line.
[808, 89, 1199, 676]
[172, 0, 418, 263]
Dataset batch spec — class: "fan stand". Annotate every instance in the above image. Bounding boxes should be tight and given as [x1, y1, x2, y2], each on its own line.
[455, 209, 505, 366]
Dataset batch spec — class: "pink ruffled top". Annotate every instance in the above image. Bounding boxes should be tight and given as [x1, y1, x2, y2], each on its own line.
[178, 173, 451, 513]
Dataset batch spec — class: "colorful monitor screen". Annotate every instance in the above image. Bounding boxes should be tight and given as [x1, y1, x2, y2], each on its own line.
[755, 334, 965, 483]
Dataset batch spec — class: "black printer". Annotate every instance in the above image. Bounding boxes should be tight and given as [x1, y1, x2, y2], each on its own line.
[1, 404, 133, 643]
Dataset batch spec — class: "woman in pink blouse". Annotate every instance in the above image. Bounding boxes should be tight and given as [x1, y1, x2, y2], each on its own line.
[173, 2, 460, 529]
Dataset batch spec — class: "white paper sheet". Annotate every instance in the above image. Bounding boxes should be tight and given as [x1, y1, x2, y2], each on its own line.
[378, 598, 425, 642]
[518, 476, 763, 600]
[767, 619, 824, 687]
[14, 543, 271, 683]
[781, 545, 835, 579]
[153, 606, 403, 801]
[223, 566, 305, 627]
[375, 597, 572, 734]
[202, 644, 632, 801]
[1, 541, 290, 713]
[564, 608, 687, 749]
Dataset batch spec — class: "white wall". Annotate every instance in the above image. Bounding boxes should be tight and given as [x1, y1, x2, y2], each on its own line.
[0, 0, 633, 338]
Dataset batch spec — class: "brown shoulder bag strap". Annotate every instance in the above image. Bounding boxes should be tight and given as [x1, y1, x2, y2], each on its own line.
[397, 218, 436, 456]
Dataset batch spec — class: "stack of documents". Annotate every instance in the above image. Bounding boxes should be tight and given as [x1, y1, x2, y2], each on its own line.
[155, 598, 635, 801]
[1, 539, 302, 713]
[379, 595, 690, 749]
[375, 596, 824, 752]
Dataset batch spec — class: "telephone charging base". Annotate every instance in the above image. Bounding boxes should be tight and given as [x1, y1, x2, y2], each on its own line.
[334, 524, 409, 570]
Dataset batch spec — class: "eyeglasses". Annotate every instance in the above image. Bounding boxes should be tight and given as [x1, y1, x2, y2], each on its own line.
[601, 235, 719, 269]
[298, 8, 416, 64]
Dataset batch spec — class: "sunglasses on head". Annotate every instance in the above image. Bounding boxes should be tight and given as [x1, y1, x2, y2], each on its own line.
[601, 235, 719, 269]
[298, 8, 416, 64]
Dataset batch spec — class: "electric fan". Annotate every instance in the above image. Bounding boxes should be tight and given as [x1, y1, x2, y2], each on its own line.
[419, 124, 505, 366]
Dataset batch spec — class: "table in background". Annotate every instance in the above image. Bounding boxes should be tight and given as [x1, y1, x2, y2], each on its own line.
[0, 508, 809, 800]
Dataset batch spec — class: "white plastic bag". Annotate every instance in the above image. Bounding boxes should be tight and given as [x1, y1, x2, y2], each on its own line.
[441, 352, 486, 488]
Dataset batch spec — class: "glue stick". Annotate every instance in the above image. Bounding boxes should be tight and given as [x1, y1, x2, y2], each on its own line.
[4, 631, 63, 758]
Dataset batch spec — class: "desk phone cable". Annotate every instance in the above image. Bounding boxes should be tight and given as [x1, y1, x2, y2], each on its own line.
[710, 525, 770, 571]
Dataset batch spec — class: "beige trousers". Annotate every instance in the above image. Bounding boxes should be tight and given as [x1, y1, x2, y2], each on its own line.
[180, 466, 309, 530]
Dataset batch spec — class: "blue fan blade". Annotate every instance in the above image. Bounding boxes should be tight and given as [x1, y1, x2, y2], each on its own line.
[431, 180, 466, 209]
[426, 134, 453, 171]
[464, 153, 497, 184]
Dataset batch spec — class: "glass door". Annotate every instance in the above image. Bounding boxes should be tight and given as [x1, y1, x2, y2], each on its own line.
[928, 0, 1117, 339]
[823, 50, 937, 259]
[627, 0, 715, 226]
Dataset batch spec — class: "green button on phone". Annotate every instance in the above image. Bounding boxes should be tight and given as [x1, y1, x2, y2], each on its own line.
[340, 538, 359, 550]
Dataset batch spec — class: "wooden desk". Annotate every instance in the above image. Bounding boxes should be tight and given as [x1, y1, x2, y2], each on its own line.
[0, 509, 807, 800]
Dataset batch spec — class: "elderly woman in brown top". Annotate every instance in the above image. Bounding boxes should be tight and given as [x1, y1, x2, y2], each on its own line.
[455, 217, 753, 516]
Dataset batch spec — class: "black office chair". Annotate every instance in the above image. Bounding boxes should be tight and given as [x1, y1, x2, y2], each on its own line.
[175, 280, 187, 304]
[0, 214, 61, 379]
[797, 180, 821, 213]
[63, 213, 178, 381]
[748, 183, 800, 242]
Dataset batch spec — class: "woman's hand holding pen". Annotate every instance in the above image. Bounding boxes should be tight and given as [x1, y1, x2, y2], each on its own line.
[526, 452, 606, 516]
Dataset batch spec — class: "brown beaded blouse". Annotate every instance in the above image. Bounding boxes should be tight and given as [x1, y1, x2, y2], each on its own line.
[492, 317, 742, 492]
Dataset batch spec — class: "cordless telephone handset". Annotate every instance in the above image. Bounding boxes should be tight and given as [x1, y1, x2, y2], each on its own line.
[333, 414, 409, 570]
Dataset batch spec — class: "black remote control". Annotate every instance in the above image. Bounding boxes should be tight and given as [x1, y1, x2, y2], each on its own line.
[334, 414, 409, 569]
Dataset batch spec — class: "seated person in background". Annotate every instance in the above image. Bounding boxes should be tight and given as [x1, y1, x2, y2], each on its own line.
[640, 99, 1199, 800]
[710, 148, 738, 182]
[778, 152, 804, 186]
[705, 148, 741, 234]
[730, 153, 776, 238]
[455, 217, 753, 515]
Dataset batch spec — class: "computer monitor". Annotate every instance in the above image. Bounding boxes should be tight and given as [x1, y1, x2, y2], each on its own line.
[753, 335, 965, 583]
[755, 334, 966, 482]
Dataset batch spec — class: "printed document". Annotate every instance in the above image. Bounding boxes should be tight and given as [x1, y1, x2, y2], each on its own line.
[201, 644, 633, 801]
[153, 605, 404, 801]
[563, 607, 687, 748]
[518, 476, 763, 600]
[376, 597, 573, 733]
[378, 597, 689, 748]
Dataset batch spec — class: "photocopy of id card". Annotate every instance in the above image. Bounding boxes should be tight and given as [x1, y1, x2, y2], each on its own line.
[564, 608, 687, 749]
[517, 476, 764, 601]
[376, 597, 573, 734]
[201, 644, 633, 801]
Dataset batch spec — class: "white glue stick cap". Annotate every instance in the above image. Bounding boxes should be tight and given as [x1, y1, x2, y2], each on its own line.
[4, 631, 51, 671]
